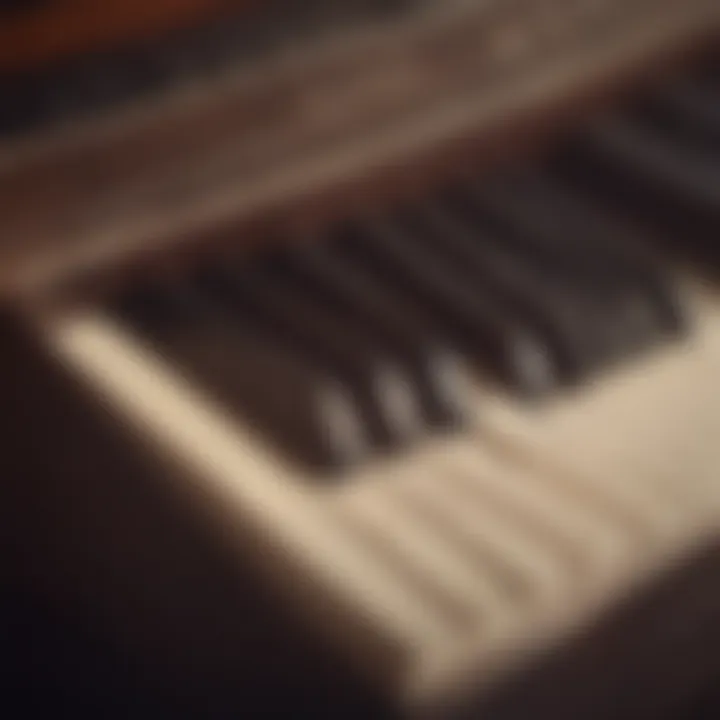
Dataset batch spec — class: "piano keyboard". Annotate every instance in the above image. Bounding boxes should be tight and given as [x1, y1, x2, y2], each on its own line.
[92, 63, 713, 473]
[29, 54, 720, 714]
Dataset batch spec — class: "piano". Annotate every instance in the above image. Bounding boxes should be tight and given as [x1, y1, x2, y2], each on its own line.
[1, 1, 719, 717]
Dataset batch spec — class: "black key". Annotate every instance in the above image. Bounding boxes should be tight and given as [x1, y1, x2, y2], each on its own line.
[114, 284, 368, 471]
[404, 203, 594, 383]
[339, 218, 556, 397]
[644, 74, 720, 150]
[580, 115, 720, 218]
[554, 108, 719, 262]
[461, 173, 686, 367]
[197, 260, 423, 452]
[478, 169, 688, 335]
[464, 177, 633, 288]
[280, 240, 473, 427]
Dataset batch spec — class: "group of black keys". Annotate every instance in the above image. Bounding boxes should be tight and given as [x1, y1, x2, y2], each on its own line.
[116, 59, 718, 473]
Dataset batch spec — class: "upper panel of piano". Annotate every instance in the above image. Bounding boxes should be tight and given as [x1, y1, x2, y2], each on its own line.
[0, 0, 717, 306]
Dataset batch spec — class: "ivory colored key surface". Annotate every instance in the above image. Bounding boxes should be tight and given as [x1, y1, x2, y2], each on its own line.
[37, 269, 720, 713]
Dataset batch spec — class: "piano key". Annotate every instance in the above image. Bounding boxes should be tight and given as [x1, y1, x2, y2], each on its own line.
[480, 169, 688, 336]
[113, 284, 369, 471]
[249, 255, 433, 444]
[450, 183, 611, 297]
[454, 176, 685, 370]
[553, 108, 719, 263]
[581, 115, 720, 218]
[196, 261, 423, 452]
[279, 241, 472, 428]
[644, 74, 720, 149]
[339, 219, 557, 397]
[403, 203, 595, 383]
[463, 178, 632, 289]
[444, 194, 677, 374]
